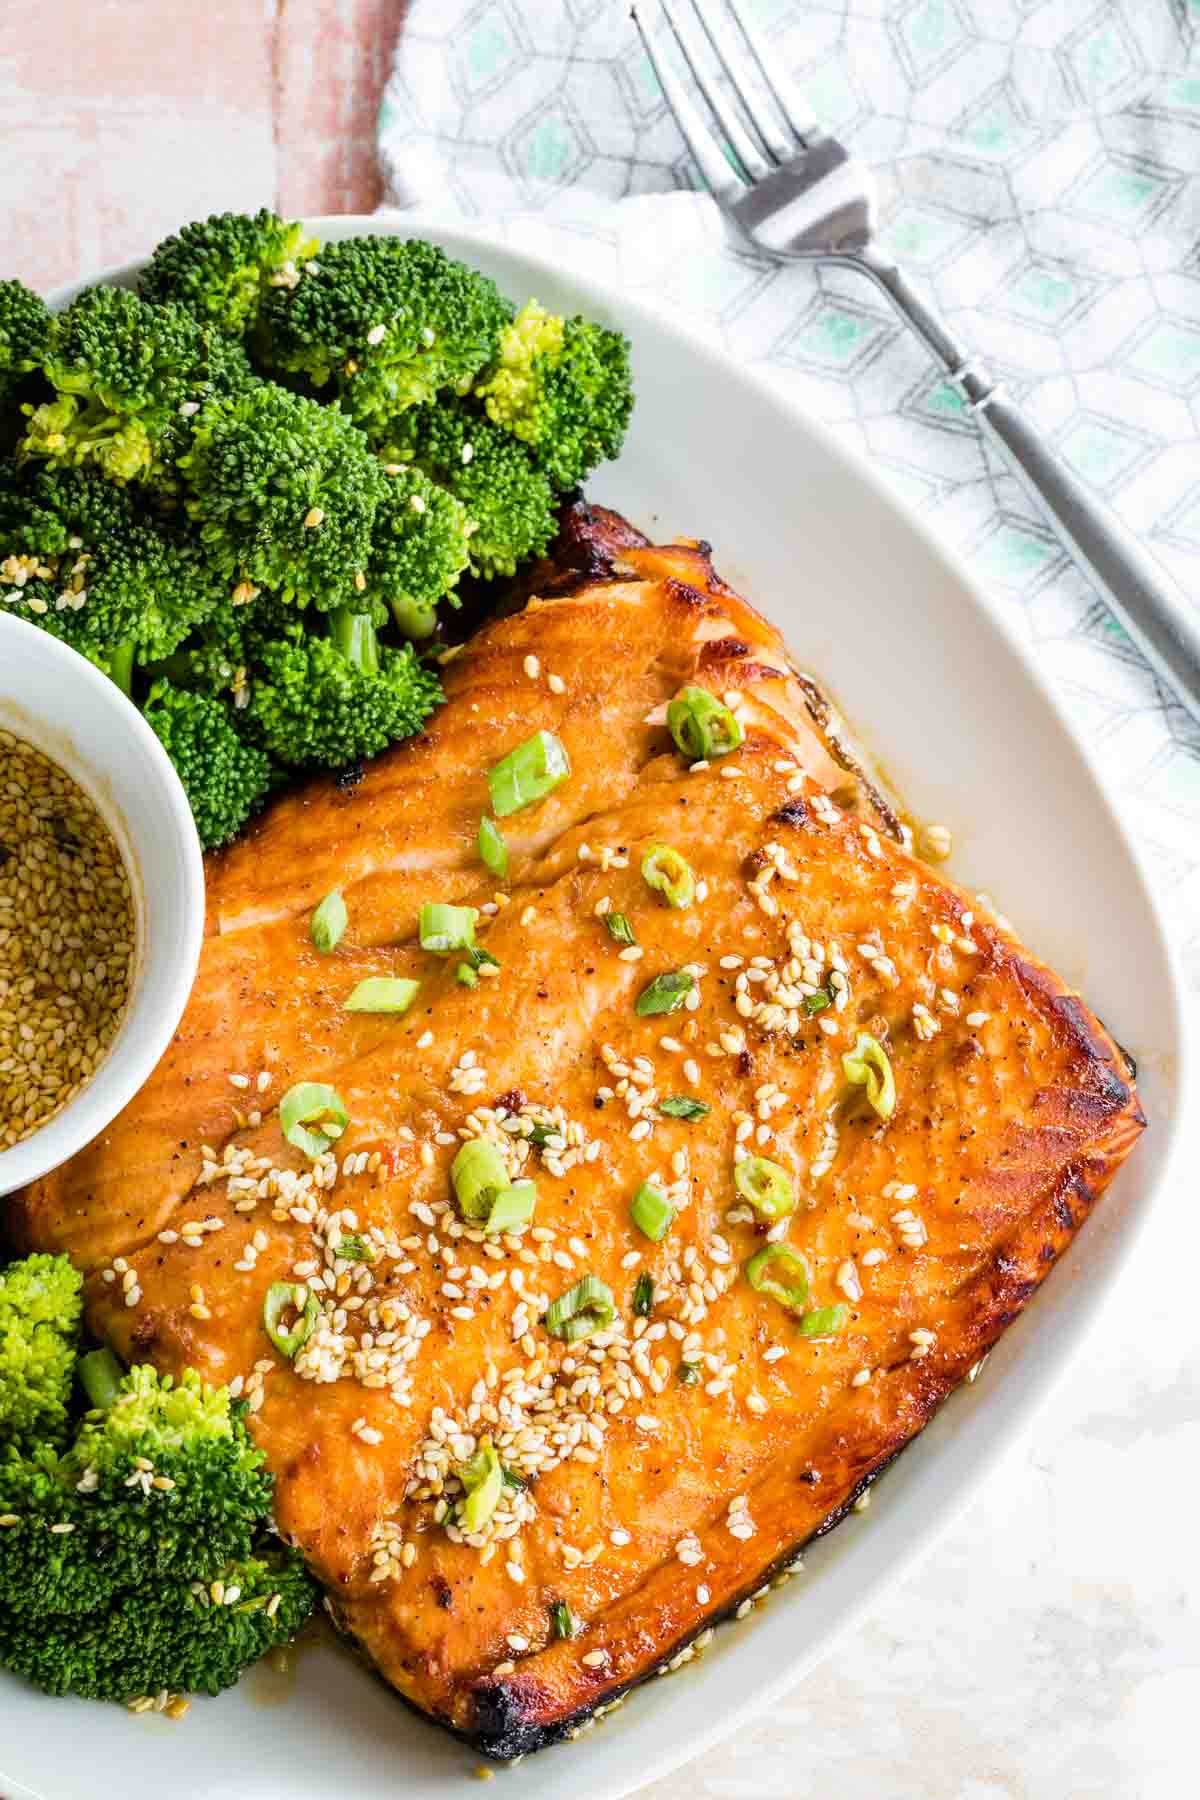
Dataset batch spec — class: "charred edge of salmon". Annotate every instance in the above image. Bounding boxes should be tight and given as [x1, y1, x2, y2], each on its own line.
[504, 496, 652, 605]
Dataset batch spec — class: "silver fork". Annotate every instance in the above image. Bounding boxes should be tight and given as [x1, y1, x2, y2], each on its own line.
[632, 0, 1200, 727]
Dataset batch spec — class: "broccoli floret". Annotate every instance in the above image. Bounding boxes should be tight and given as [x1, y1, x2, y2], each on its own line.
[0, 1255, 82, 1450]
[0, 1344, 317, 1704]
[139, 209, 319, 337]
[143, 681, 274, 850]
[0, 279, 51, 414]
[474, 300, 633, 490]
[0, 1543, 315, 1702]
[0, 465, 217, 686]
[248, 606, 442, 767]
[19, 286, 253, 488]
[181, 384, 383, 609]
[367, 461, 471, 637]
[382, 398, 556, 580]
[258, 236, 512, 426]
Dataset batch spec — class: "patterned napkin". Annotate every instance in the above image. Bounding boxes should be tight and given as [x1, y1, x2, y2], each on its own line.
[378, 1, 1200, 971]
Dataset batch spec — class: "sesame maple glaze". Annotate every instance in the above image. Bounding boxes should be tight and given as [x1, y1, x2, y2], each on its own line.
[11, 506, 1144, 1757]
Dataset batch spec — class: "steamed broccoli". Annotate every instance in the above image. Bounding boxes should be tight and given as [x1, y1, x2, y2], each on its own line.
[474, 300, 633, 490]
[181, 383, 384, 608]
[367, 460, 472, 637]
[18, 286, 253, 488]
[248, 606, 442, 766]
[0, 1338, 318, 1706]
[143, 681, 274, 849]
[0, 1255, 82, 1450]
[258, 235, 512, 426]
[0, 464, 217, 688]
[0, 278, 51, 413]
[139, 209, 319, 337]
[382, 399, 556, 580]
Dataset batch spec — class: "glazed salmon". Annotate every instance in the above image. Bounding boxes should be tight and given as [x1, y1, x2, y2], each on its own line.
[11, 505, 1144, 1757]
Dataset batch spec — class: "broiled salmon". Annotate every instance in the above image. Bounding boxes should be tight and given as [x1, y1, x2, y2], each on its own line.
[11, 505, 1144, 1756]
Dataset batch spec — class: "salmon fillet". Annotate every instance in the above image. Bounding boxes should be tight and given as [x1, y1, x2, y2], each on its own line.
[10, 505, 1144, 1757]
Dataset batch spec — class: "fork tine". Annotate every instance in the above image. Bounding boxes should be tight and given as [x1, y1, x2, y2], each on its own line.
[691, 1, 794, 164]
[631, 3, 748, 208]
[653, 0, 771, 182]
[724, 0, 822, 146]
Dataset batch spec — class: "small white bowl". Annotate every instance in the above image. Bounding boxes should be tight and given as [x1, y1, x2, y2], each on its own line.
[0, 614, 204, 1196]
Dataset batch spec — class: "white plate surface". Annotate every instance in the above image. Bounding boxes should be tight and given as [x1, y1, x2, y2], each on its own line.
[1, 217, 1187, 1800]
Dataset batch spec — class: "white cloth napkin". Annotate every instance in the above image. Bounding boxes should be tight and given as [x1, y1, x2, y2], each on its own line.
[377, 1, 1200, 958]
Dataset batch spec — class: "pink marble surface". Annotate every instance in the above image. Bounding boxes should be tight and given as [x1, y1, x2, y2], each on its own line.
[0, 0, 407, 293]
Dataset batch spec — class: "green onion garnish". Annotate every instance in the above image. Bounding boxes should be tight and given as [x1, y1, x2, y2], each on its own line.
[78, 1346, 124, 1411]
[745, 1243, 810, 1314]
[632, 1271, 655, 1315]
[798, 1304, 849, 1339]
[641, 843, 696, 909]
[604, 912, 637, 947]
[310, 888, 347, 954]
[659, 1096, 710, 1121]
[462, 945, 501, 972]
[488, 730, 571, 817]
[420, 901, 477, 955]
[734, 1154, 796, 1222]
[457, 962, 479, 988]
[545, 1274, 616, 1343]
[451, 1138, 509, 1221]
[279, 1081, 349, 1160]
[551, 1600, 577, 1640]
[502, 1467, 528, 1492]
[456, 1437, 503, 1533]
[804, 988, 833, 1015]
[635, 970, 695, 1016]
[263, 1281, 318, 1359]
[630, 1182, 675, 1243]
[528, 1121, 558, 1148]
[344, 976, 420, 1014]
[478, 815, 509, 879]
[678, 1361, 701, 1386]
[484, 1181, 536, 1235]
[842, 1031, 896, 1121]
[667, 686, 744, 760]
[334, 1234, 375, 1263]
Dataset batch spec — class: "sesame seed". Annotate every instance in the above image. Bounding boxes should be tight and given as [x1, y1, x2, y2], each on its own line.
[547, 673, 566, 695]
[581, 1649, 608, 1668]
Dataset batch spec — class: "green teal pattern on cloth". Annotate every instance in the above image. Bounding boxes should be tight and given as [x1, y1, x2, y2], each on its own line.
[378, 2, 1200, 967]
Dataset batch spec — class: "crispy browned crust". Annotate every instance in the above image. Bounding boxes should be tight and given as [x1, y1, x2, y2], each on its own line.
[12, 513, 1146, 1761]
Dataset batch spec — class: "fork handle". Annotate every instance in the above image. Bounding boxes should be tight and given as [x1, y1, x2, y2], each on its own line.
[851, 250, 1200, 725]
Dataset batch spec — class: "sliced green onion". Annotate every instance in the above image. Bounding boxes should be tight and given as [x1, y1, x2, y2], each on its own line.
[641, 843, 696, 909]
[344, 976, 420, 1014]
[528, 1121, 558, 1148]
[630, 1182, 675, 1243]
[280, 1081, 349, 1160]
[659, 1096, 710, 1121]
[263, 1281, 318, 1358]
[310, 888, 347, 954]
[746, 1243, 810, 1314]
[478, 816, 508, 879]
[804, 988, 833, 1015]
[484, 1181, 537, 1235]
[502, 1467, 528, 1492]
[551, 1600, 577, 1640]
[734, 1154, 796, 1222]
[545, 1273, 616, 1343]
[798, 1304, 849, 1339]
[678, 1361, 701, 1386]
[667, 686, 744, 760]
[462, 945, 500, 972]
[635, 970, 695, 1017]
[632, 1271, 655, 1315]
[457, 1437, 502, 1533]
[488, 730, 571, 818]
[334, 1234, 375, 1263]
[604, 911, 637, 947]
[420, 901, 477, 954]
[451, 1138, 509, 1221]
[842, 1031, 896, 1121]
[457, 962, 479, 988]
[78, 1346, 124, 1411]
